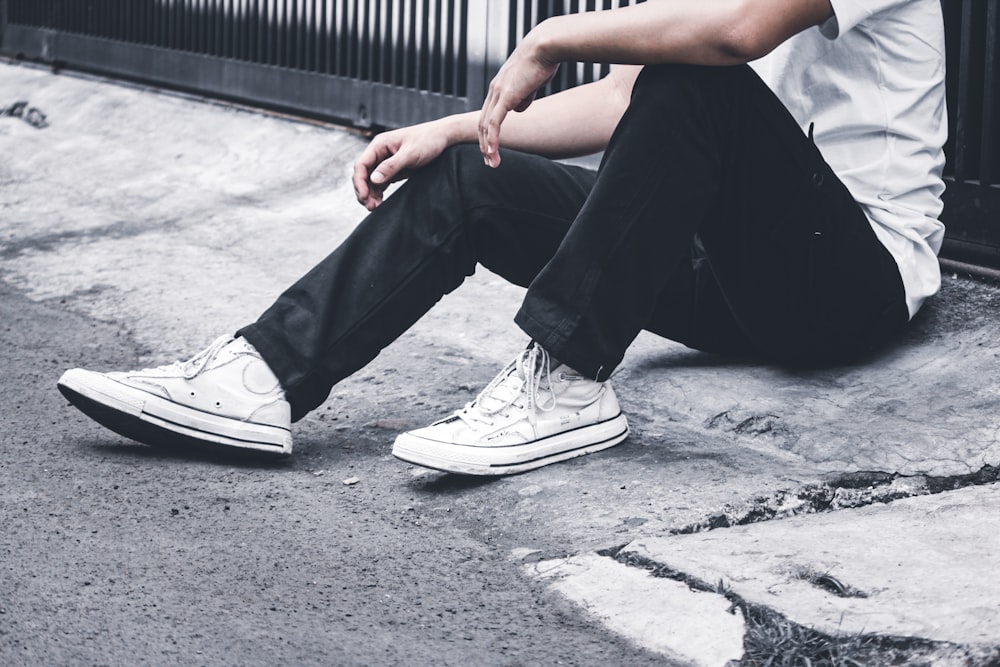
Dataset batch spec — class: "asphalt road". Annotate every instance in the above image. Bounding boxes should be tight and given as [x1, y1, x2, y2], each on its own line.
[0, 281, 678, 665]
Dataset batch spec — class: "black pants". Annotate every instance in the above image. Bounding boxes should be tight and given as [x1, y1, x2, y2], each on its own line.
[239, 64, 908, 422]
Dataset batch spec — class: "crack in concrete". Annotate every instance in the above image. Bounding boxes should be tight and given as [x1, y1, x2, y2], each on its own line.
[669, 465, 1000, 535]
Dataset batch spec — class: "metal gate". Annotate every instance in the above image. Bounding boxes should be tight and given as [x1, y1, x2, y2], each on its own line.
[0, 0, 498, 128]
[941, 0, 1000, 263]
[1, 0, 998, 259]
[0, 0, 640, 128]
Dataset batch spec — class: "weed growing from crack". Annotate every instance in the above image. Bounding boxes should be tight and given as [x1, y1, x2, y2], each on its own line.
[739, 604, 873, 667]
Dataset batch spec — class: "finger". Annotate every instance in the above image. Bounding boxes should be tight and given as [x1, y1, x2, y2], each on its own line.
[478, 84, 497, 161]
[353, 140, 394, 206]
[370, 152, 407, 187]
[352, 159, 372, 205]
[483, 104, 508, 167]
[365, 187, 384, 211]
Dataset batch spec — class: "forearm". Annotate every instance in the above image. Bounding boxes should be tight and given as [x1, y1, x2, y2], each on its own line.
[439, 67, 637, 159]
[531, 0, 833, 66]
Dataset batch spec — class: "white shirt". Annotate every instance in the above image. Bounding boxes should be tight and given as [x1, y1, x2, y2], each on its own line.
[750, 0, 948, 319]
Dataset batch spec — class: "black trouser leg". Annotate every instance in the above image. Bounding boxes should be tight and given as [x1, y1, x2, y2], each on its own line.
[514, 64, 907, 380]
[238, 147, 595, 420]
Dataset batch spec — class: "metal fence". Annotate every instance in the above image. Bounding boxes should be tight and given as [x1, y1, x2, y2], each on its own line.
[941, 0, 1000, 262]
[0, 0, 497, 128]
[1, 0, 998, 258]
[0, 0, 640, 128]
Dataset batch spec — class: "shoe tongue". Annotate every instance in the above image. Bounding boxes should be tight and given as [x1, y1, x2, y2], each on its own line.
[479, 366, 524, 412]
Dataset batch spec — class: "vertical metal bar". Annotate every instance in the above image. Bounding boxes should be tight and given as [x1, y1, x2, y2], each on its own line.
[246, 0, 254, 63]
[167, 3, 175, 49]
[418, 0, 429, 88]
[296, 0, 305, 70]
[438, 0, 447, 92]
[285, 0, 292, 68]
[357, 0, 367, 80]
[213, 0, 219, 55]
[428, 0, 439, 92]
[222, 0, 231, 59]
[218, 0, 225, 56]
[134, 0, 142, 44]
[193, 0, 200, 52]
[377, 0, 387, 83]
[295, 0, 303, 70]
[981, 0, 997, 187]
[286, 0, 293, 66]
[368, 0, 376, 81]
[243, 0, 251, 61]
[388, 0, 398, 85]
[443, 0, 455, 94]
[268, 0, 275, 65]
[313, 0, 326, 73]
[321, 0, 331, 74]
[197, 0, 205, 53]
[457, 0, 468, 96]
[337, 0, 347, 77]
[403, 0, 415, 87]
[255, 0, 264, 63]
[185, 0, 193, 51]
[201, 0, 209, 55]
[155, 0, 163, 47]
[954, 0, 974, 183]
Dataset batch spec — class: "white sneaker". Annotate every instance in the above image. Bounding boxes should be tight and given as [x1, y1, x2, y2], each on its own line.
[57, 336, 292, 455]
[392, 343, 629, 475]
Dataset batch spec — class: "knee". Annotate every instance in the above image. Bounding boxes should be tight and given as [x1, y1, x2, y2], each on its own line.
[631, 63, 750, 104]
[409, 143, 483, 189]
[406, 142, 508, 213]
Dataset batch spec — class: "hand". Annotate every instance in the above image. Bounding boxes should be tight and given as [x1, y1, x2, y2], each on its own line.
[478, 33, 559, 168]
[352, 122, 451, 210]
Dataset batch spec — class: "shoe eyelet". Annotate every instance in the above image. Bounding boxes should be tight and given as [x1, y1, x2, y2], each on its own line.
[189, 391, 196, 398]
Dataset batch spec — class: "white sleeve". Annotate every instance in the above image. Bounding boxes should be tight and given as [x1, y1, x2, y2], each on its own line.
[821, 0, 910, 39]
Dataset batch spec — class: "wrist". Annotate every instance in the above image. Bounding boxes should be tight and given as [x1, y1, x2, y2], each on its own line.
[436, 113, 478, 146]
[529, 16, 569, 65]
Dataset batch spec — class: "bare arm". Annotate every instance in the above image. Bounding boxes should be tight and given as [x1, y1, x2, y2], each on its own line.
[452, 64, 640, 160]
[479, 0, 834, 165]
[352, 65, 638, 210]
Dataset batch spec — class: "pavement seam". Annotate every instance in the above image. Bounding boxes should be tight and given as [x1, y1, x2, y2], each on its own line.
[669, 465, 1000, 535]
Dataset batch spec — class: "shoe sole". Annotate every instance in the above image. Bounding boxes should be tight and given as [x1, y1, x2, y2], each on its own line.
[391, 413, 629, 476]
[57, 369, 292, 456]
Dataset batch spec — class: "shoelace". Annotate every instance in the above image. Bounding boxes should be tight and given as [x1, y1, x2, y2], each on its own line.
[140, 336, 232, 379]
[457, 344, 558, 428]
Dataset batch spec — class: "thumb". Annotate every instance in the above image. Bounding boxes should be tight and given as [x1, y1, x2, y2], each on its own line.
[372, 148, 414, 185]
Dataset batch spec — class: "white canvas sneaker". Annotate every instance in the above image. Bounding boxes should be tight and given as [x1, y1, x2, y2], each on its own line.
[392, 343, 629, 475]
[57, 336, 292, 455]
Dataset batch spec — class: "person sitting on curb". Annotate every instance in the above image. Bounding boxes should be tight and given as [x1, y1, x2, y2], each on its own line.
[58, 0, 947, 475]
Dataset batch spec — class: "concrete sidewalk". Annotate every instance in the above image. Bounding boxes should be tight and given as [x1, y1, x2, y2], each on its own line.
[3, 59, 1000, 665]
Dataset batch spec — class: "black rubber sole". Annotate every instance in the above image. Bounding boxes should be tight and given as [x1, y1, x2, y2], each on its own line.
[57, 383, 290, 460]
